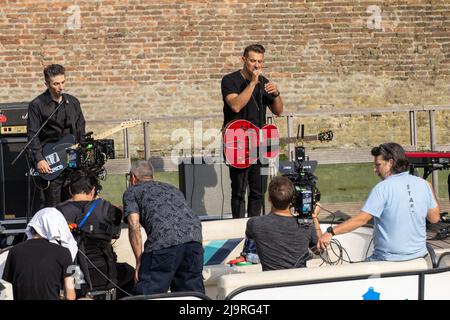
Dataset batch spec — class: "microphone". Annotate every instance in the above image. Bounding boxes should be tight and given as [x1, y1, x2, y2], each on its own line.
[61, 92, 69, 104]
[258, 74, 264, 90]
[258, 74, 264, 85]
[258, 74, 266, 95]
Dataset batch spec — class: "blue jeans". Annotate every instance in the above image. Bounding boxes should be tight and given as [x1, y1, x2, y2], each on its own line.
[365, 254, 385, 262]
[365, 253, 427, 262]
[134, 242, 204, 295]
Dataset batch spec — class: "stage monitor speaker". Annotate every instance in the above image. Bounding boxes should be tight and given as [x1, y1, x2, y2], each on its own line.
[179, 157, 233, 220]
[0, 136, 42, 220]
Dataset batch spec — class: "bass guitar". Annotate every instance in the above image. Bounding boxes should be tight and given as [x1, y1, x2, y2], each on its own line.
[40, 120, 141, 180]
[223, 119, 333, 169]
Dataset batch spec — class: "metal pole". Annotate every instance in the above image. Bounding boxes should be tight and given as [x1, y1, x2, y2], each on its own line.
[0, 137, 5, 219]
[429, 110, 438, 194]
[287, 115, 294, 161]
[409, 111, 417, 151]
[143, 121, 150, 160]
[123, 128, 129, 159]
[265, 115, 276, 177]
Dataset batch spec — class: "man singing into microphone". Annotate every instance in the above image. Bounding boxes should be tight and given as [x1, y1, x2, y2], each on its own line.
[221, 44, 283, 219]
[27, 64, 86, 206]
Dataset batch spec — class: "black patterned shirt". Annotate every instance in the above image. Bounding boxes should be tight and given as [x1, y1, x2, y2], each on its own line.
[123, 180, 202, 253]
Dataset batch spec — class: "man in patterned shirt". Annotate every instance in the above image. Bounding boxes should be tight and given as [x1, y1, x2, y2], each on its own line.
[123, 160, 204, 295]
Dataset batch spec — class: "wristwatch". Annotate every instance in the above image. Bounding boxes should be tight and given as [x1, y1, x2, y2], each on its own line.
[326, 226, 335, 236]
[272, 90, 280, 97]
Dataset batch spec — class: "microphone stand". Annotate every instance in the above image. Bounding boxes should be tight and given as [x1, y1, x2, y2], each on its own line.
[11, 96, 66, 166]
[258, 76, 266, 216]
[11, 95, 66, 223]
[0, 114, 4, 220]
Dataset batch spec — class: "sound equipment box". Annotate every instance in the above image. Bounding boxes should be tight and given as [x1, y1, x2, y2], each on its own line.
[0, 136, 42, 221]
[0, 102, 42, 223]
[178, 157, 234, 220]
[0, 102, 28, 136]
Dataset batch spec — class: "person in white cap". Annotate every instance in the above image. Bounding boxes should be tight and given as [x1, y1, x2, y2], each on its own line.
[2, 207, 78, 300]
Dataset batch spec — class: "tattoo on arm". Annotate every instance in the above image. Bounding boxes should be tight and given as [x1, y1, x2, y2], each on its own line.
[128, 213, 142, 262]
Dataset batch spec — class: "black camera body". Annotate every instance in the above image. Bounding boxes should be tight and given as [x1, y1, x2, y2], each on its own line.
[281, 146, 321, 219]
[67, 132, 115, 178]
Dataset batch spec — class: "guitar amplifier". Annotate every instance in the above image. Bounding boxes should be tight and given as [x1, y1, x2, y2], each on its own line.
[0, 102, 29, 136]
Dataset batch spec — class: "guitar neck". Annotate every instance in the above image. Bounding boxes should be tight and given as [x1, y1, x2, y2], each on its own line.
[94, 121, 142, 140]
[279, 135, 319, 144]
[94, 125, 128, 140]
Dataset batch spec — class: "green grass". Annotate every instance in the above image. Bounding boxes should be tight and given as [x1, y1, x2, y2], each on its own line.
[99, 171, 179, 206]
[99, 164, 450, 206]
[316, 163, 449, 202]
[314, 163, 379, 202]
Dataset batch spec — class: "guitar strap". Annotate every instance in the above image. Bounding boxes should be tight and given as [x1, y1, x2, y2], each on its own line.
[239, 71, 249, 122]
[61, 95, 77, 140]
[68, 104, 77, 141]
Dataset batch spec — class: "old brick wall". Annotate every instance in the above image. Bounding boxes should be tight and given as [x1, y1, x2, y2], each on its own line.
[0, 0, 449, 156]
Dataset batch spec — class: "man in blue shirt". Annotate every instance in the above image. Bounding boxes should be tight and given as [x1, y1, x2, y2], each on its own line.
[317, 142, 440, 261]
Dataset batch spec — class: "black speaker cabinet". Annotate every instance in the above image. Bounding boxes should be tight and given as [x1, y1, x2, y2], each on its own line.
[0, 136, 42, 220]
[178, 157, 232, 219]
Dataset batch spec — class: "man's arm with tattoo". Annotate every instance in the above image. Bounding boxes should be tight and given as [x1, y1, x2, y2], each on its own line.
[127, 213, 142, 282]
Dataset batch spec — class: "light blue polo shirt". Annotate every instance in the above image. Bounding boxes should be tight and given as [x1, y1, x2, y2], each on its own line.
[362, 171, 437, 261]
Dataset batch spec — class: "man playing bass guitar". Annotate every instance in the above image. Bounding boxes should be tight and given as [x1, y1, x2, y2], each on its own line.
[27, 64, 86, 206]
[221, 44, 283, 219]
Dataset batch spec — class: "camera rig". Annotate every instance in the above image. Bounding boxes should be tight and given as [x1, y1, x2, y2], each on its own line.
[67, 132, 115, 179]
[280, 146, 321, 221]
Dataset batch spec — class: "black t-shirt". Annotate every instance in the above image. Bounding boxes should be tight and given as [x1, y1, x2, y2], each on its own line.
[2, 238, 73, 300]
[246, 213, 318, 271]
[221, 70, 275, 128]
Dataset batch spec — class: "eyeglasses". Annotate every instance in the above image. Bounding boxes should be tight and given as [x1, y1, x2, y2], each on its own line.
[125, 172, 132, 187]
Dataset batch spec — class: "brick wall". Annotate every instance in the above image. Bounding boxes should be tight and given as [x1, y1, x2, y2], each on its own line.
[1, 1, 449, 156]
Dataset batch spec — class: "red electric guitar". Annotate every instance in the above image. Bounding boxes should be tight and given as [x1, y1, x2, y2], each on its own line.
[223, 119, 333, 168]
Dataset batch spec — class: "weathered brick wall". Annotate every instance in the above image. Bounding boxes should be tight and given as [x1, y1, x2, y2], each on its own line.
[1, 0, 449, 156]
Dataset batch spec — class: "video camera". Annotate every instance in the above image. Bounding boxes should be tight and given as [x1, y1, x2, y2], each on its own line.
[67, 132, 115, 179]
[280, 146, 321, 220]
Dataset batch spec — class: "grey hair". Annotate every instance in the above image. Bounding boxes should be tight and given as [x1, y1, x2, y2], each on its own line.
[130, 160, 154, 180]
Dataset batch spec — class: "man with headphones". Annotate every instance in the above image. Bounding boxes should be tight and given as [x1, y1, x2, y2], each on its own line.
[245, 176, 322, 271]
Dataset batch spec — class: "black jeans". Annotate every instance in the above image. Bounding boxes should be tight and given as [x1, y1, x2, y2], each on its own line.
[229, 164, 268, 219]
[42, 173, 69, 207]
